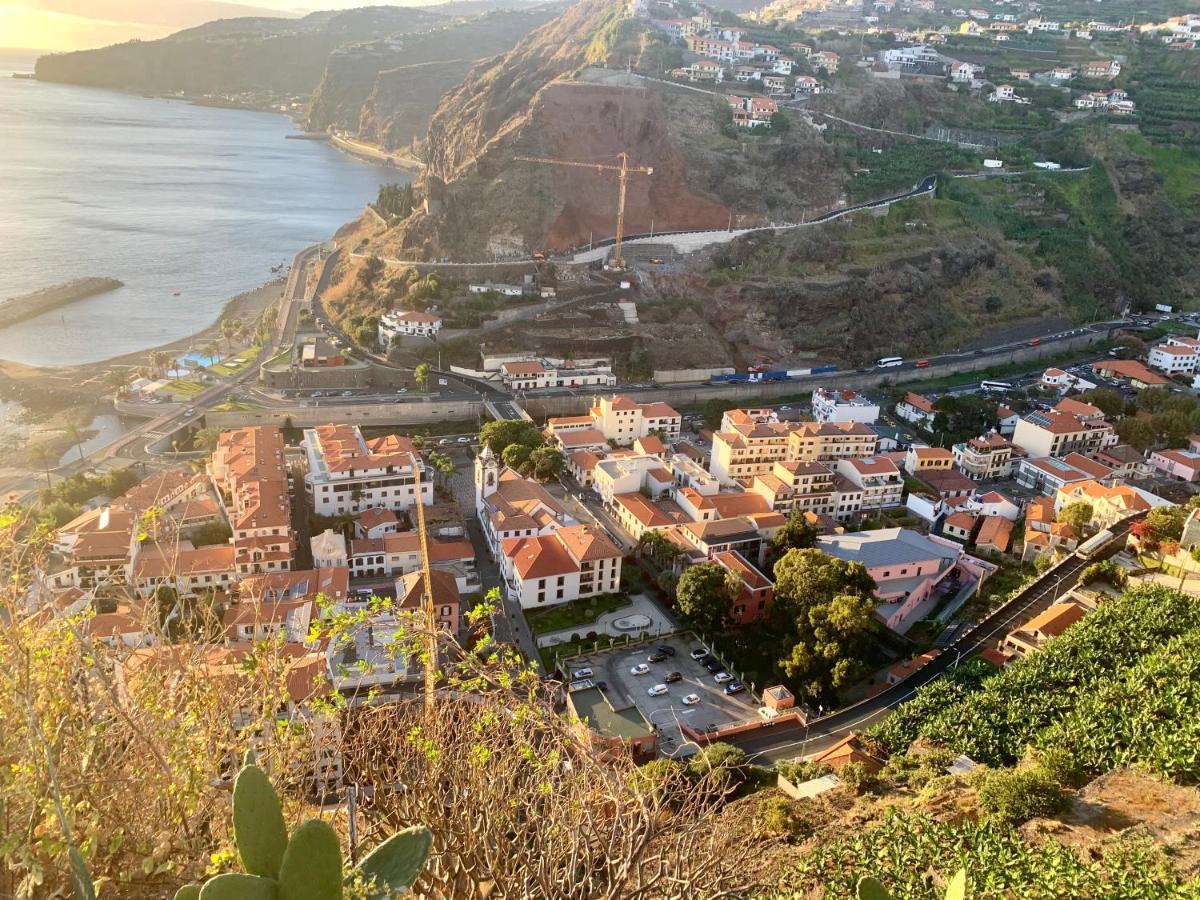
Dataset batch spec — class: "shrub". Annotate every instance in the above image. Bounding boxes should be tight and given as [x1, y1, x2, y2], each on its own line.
[757, 795, 806, 838]
[776, 759, 832, 785]
[976, 766, 1068, 825]
[838, 761, 880, 795]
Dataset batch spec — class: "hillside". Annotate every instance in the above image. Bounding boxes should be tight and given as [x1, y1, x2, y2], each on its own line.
[33, 7, 445, 96]
[305, 8, 561, 144]
[366, 0, 846, 259]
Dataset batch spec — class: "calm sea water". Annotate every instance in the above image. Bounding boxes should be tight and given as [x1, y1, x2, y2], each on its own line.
[0, 50, 404, 367]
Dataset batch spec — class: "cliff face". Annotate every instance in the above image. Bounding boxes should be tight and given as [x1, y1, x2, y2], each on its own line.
[306, 9, 559, 144]
[369, 0, 846, 259]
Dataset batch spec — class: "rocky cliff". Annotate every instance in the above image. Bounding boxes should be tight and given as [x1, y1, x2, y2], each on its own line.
[369, 0, 846, 259]
[306, 9, 559, 145]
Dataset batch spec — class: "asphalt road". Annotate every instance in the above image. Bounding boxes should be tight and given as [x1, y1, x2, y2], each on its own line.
[727, 516, 1141, 763]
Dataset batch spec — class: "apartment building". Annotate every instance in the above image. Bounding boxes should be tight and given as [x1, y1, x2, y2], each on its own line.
[709, 417, 798, 484]
[1011, 409, 1116, 459]
[712, 550, 775, 625]
[952, 431, 1014, 480]
[1054, 479, 1151, 528]
[896, 392, 937, 428]
[500, 524, 623, 609]
[810, 388, 880, 424]
[1149, 448, 1200, 482]
[787, 421, 879, 463]
[1148, 337, 1200, 375]
[904, 446, 954, 476]
[835, 456, 904, 512]
[547, 394, 681, 448]
[302, 425, 431, 516]
[210, 425, 294, 576]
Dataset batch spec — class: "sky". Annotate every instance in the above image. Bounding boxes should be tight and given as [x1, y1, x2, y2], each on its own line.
[0, 0, 428, 51]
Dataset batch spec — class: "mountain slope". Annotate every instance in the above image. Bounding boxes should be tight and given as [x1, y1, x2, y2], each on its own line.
[369, 0, 846, 259]
[33, 7, 446, 96]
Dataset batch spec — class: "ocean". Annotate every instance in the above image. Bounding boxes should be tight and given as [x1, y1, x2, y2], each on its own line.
[0, 50, 404, 367]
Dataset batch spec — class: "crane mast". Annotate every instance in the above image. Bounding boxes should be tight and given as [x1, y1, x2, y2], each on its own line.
[514, 152, 653, 269]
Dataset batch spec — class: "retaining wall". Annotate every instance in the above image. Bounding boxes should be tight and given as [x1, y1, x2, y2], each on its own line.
[520, 331, 1106, 420]
[204, 399, 483, 430]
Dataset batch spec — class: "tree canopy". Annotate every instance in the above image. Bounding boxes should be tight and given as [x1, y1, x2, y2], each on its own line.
[675, 562, 736, 636]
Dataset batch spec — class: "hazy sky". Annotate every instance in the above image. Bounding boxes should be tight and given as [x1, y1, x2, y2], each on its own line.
[0, 0, 431, 51]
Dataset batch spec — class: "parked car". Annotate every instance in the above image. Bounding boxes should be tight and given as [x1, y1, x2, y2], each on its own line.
[664, 671, 682, 684]
[572, 668, 593, 680]
[630, 663, 650, 676]
[689, 647, 709, 660]
[714, 672, 734, 684]
[457, 436, 470, 444]
[656, 645, 676, 657]
[647, 684, 668, 697]
[682, 694, 701, 706]
[439, 438, 452, 445]
[723, 681, 746, 695]
[647, 651, 668, 663]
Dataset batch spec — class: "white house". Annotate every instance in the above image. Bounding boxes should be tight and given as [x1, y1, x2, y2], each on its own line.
[811, 388, 881, 424]
[500, 524, 623, 609]
[1149, 337, 1200, 375]
[302, 425, 431, 516]
[378, 310, 442, 344]
[896, 392, 937, 428]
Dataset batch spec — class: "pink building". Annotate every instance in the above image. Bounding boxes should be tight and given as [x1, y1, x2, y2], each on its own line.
[1149, 448, 1200, 482]
[817, 528, 995, 633]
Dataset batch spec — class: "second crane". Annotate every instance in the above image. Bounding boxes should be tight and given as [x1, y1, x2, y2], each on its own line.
[514, 152, 653, 270]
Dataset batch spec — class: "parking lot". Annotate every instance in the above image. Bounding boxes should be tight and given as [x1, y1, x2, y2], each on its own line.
[565, 633, 758, 757]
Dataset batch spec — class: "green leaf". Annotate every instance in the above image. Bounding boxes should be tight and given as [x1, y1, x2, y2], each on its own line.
[944, 869, 967, 900]
[173, 886, 202, 900]
[352, 826, 432, 894]
[198, 873, 278, 900]
[243, 748, 258, 768]
[233, 765, 289, 879]
[278, 820, 343, 900]
[68, 846, 96, 900]
[857, 876, 893, 900]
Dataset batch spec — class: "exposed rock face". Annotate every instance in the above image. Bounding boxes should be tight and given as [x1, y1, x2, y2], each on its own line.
[371, 0, 845, 259]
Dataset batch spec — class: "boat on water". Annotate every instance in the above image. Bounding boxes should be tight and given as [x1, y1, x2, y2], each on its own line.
[173, 291, 181, 297]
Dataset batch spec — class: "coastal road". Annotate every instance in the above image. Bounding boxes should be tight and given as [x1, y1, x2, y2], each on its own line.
[725, 516, 1141, 763]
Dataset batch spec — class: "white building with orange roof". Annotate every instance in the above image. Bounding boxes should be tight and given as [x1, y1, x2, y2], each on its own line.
[1055, 478, 1152, 527]
[952, 431, 1014, 480]
[209, 425, 294, 576]
[1149, 340, 1200, 375]
[378, 310, 442, 344]
[546, 394, 680, 449]
[347, 531, 475, 584]
[355, 506, 401, 540]
[500, 524, 623, 608]
[1012, 409, 1116, 459]
[475, 447, 573, 556]
[896, 392, 937, 428]
[134, 543, 238, 597]
[302, 424, 431, 516]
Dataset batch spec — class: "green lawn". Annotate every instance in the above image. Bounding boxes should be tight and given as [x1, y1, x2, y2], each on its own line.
[523, 593, 630, 636]
[1125, 132, 1200, 206]
[210, 345, 262, 377]
[164, 380, 205, 398]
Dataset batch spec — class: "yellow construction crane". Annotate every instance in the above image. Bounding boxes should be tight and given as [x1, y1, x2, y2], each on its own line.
[515, 152, 653, 269]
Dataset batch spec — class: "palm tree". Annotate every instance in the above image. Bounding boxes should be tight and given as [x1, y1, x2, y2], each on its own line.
[64, 421, 87, 464]
[202, 341, 220, 367]
[28, 443, 56, 489]
[414, 363, 431, 393]
[219, 318, 239, 352]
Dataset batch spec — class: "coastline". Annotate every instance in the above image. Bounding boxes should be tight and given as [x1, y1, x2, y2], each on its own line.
[329, 132, 425, 173]
[0, 277, 285, 381]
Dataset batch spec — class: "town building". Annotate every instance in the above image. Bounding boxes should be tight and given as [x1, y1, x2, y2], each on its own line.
[209, 425, 295, 577]
[377, 310, 442, 344]
[302, 426, 431, 517]
[500, 524, 623, 609]
[1011, 409, 1116, 459]
[547, 395, 681, 448]
[1003, 602, 1087, 657]
[1148, 337, 1200, 375]
[1149, 448, 1200, 482]
[712, 549, 775, 625]
[903, 446, 954, 476]
[475, 448, 572, 557]
[835, 457, 904, 512]
[1090, 358, 1171, 388]
[1054, 479, 1151, 528]
[896, 392, 937, 428]
[810, 388, 881, 424]
[499, 360, 617, 391]
[952, 431, 1014, 480]
[818, 528, 992, 633]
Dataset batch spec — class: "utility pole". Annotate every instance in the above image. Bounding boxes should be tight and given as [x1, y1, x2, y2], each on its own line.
[411, 457, 438, 720]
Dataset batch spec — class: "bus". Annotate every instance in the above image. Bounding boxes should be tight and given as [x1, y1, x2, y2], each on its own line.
[876, 357, 904, 368]
[980, 380, 1013, 393]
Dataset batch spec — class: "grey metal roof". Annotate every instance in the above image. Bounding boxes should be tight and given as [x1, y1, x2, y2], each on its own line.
[818, 527, 960, 568]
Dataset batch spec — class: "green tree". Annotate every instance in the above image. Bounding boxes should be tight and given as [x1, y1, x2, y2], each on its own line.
[478, 420, 543, 456]
[501, 443, 533, 471]
[768, 508, 819, 567]
[675, 562, 736, 635]
[837, 761, 880, 796]
[528, 446, 564, 481]
[1056, 501, 1093, 535]
[63, 421, 87, 464]
[357, 255, 385, 290]
[414, 363, 431, 392]
[1080, 388, 1125, 419]
[1116, 417, 1155, 451]
[772, 548, 876, 607]
[28, 443, 56, 489]
[192, 426, 223, 454]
